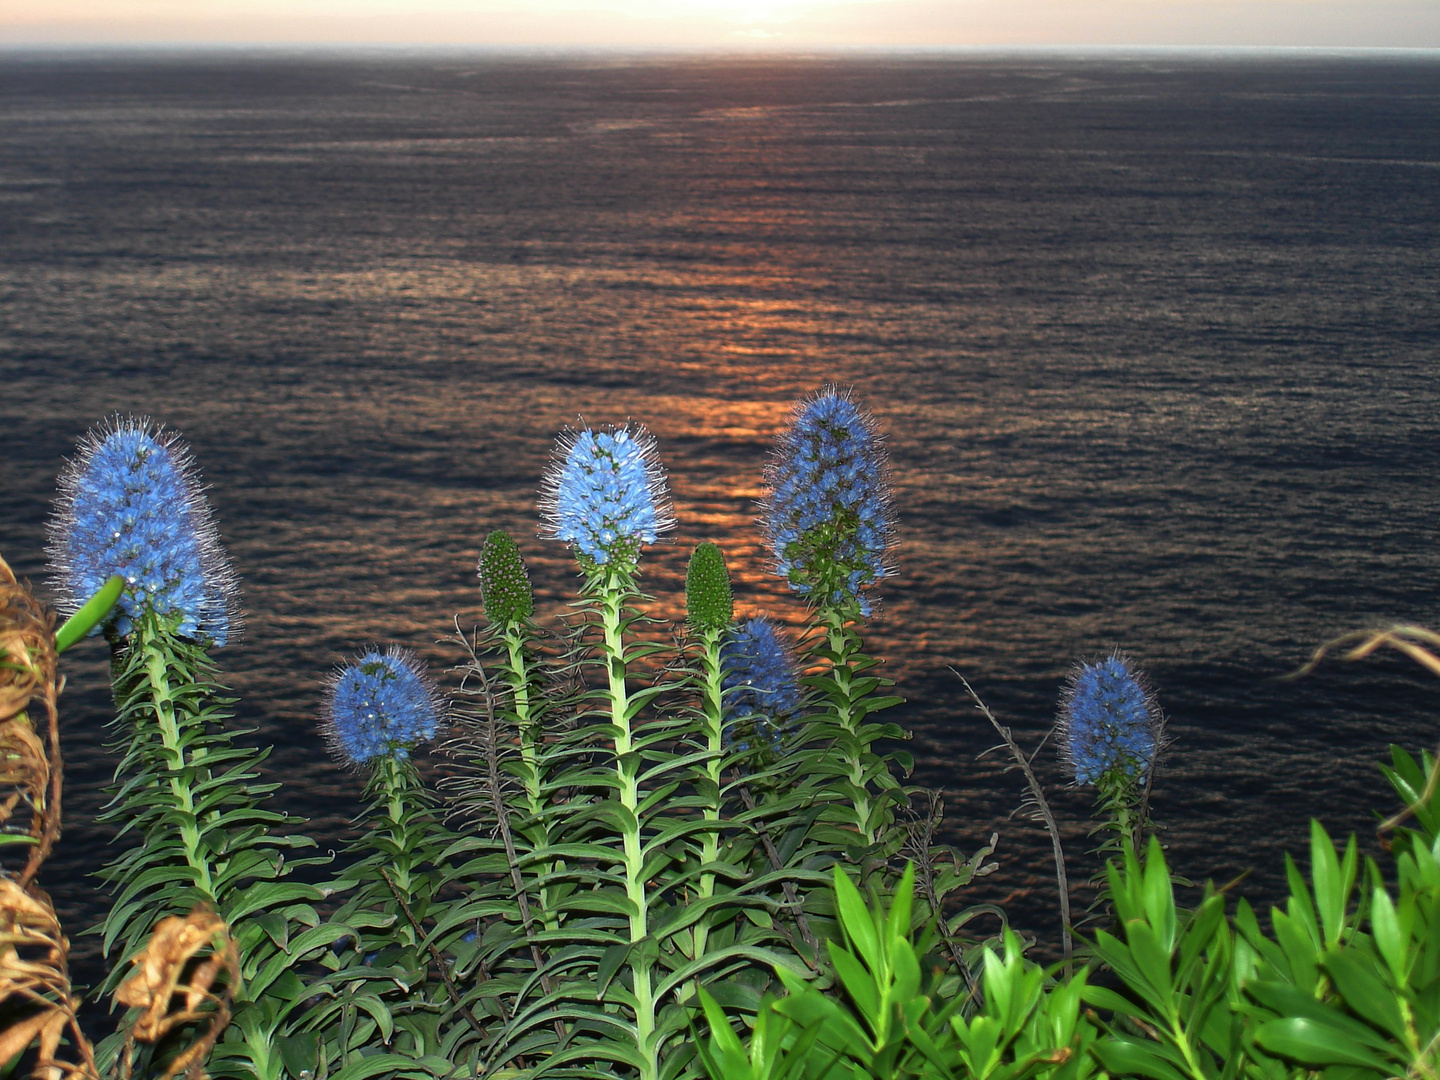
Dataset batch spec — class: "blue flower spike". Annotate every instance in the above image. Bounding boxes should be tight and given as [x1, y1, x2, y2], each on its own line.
[720, 617, 802, 753]
[1059, 653, 1161, 786]
[760, 388, 894, 616]
[540, 424, 674, 571]
[47, 416, 240, 646]
[322, 646, 444, 768]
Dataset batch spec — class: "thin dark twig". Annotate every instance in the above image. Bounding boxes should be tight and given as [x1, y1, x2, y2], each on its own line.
[954, 669, 1072, 966]
[736, 785, 820, 965]
[1026, 729, 1053, 765]
[378, 867, 490, 1046]
[470, 659, 553, 991]
[455, 626, 566, 1048]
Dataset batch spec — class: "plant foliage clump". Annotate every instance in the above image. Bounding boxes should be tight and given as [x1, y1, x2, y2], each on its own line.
[0, 396, 1432, 1080]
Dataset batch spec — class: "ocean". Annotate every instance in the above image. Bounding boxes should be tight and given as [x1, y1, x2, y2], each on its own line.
[1, 51, 1438, 982]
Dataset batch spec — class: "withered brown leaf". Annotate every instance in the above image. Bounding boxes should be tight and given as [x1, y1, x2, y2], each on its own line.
[0, 878, 96, 1080]
[0, 552, 61, 889]
[114, 906, 238, 1080]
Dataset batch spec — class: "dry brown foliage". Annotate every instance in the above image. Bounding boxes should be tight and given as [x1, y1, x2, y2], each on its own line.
[0, 878, 97, 1080]
[1291, 623, 1440, 838]
[0, 554, 95, 1080]
[114, 907, 239, 1080]
[1292, 623, 1440, 683]
[0, 553, 62, 888]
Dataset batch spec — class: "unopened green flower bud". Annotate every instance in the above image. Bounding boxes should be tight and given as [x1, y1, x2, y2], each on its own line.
[479, 530, 533, 625]
[686, 541, 732, 632]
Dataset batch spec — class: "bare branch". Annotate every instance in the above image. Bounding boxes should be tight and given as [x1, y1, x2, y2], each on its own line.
[953, 669, 1072, 966]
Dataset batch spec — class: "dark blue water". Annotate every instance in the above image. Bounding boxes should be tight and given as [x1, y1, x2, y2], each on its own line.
[2, 53, 1439, 982]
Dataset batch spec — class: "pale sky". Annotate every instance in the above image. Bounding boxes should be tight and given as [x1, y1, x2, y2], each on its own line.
[2, 0, 1438, 49]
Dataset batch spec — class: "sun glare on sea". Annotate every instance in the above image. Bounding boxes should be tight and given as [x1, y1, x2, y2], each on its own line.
[607, 0, 821, 27]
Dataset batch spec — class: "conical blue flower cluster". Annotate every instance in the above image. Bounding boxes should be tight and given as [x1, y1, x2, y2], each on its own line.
[760, 389, 893, 615]
[540, 425, 673, 568]
[47, 417, 239, 645]
[322, 646, 443, 767]
[1059, 654, 1160, 786]
[720, 617, 801, 752]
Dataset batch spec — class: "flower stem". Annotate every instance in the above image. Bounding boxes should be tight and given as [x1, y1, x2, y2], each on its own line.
[821, 608, 877, 851]
[596, 568, 658, 1080]
[502, 624, 560, 933]
[691, 624, 725, 963]
[134, 614, 217, 904]
[375, 755, 420, 937]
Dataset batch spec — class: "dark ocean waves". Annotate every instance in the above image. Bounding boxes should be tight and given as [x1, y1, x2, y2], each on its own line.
[1, 53, 1438, 973]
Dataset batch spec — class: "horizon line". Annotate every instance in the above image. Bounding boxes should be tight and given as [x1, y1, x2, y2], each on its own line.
[4, 42, 1440, 56]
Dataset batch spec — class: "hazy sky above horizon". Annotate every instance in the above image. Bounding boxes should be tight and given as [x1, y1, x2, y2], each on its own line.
[3, 0, 1438, 49]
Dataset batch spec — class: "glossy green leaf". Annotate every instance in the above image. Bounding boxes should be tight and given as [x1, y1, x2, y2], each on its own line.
[832, 868, 881, 974]
[1141, 837, 1177, 954]
[1323, 949, 1407, 1043]
[1092, 1036, 1189, 1080]
[1253, 1017, 1394, 1071]
[829, 945, 881, 1028]
[1369, 884, 1411, 984]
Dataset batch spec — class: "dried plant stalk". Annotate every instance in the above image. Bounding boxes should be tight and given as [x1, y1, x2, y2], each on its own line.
[959, 669, 1073, 965]
[444, 628, 555, 1002]
[114, 906, 238, 1080]
[0, 554, 62, 888]
[1290, 624, 1440, 681]
[1289, 624, 1440, 837]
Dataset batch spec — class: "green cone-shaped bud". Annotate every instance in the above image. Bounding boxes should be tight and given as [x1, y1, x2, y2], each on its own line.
[479, 530, 534, 624]
[686, 541, 733, 632]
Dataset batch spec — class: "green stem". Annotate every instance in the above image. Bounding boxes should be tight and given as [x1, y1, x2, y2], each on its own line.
[54, 573, 124, 653]
[502, 625, 560, 933]
[822, 608, 876, 850]
[1165, 1014, 1209, 1080]
[1098, 772, 1143, 861]
[1116, 801, 1137, 859]
[691, 624, 725, 963]
[596, 569, 658, 1080]
[504, 629, 541, 815]
[376, 756, 419, 939]
[136, 615, 217, 904]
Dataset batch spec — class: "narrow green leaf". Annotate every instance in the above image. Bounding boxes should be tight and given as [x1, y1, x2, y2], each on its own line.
[327, 1053, 437, 1080]
[1092, 1036, 1190, 1080]
[1369, 886, 1407, 982]
[832, 867, 881, 974]
[275, 1033, 320, 1080]
[1310, 820, 1349, 949]
[1254, 1017, 1395, 1070]
[887, 863, 916, 946]
[829, 946, 881, 1028]
[1245, 981, 1396, 1053]
[597, 942, 632, 999]
[1323, 949, 1408, 1043]
[1141, 837, 1177, 954]
[696, 987, 748, 1059]
[1123, 920, 1177, 1013]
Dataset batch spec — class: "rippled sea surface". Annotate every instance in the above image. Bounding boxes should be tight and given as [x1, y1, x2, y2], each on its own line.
[2, 53, 1439, 981]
